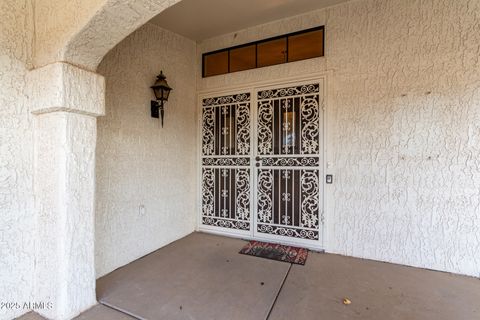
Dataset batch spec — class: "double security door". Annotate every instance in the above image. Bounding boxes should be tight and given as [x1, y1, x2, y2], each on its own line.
[200, 80, 324, 249]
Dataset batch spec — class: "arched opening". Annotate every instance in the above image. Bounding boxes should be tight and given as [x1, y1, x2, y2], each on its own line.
[25, 1, 185, 319]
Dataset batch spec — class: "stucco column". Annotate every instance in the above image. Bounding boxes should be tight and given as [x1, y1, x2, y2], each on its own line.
[27, 63, 105, 320]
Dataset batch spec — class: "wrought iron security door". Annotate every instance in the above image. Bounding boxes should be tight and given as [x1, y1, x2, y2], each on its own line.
[200, 80, 324, 248]
[254, 82, 323, 246]
[200, 92, 252, 235]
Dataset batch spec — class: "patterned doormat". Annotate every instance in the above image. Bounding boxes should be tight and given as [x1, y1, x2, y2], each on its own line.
[239, 241, 308, 265]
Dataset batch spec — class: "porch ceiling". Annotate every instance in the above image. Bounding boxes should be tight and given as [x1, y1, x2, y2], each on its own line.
[149, 0, 349, 41]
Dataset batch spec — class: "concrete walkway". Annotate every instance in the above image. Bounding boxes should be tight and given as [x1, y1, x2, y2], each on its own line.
[19, 232, 480, 320]
[16, 305, 134, 320]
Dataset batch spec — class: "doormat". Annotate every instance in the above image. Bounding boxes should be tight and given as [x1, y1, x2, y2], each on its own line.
[239, 241, 308, 265]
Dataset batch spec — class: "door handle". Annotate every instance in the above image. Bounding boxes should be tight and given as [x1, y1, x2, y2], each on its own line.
[255, 156, 261, 161]
[256, 163, 260, 167]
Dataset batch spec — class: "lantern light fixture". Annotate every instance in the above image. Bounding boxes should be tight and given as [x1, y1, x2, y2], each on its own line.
[150, 71, 172, 127]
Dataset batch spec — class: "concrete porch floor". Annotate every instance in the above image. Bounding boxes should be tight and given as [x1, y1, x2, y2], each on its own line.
[20, 232, 479, 320]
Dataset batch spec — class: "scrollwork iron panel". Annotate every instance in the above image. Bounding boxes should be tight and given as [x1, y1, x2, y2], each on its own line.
[202, 168, 215, 217]
[202, 107, 215, 156]
[202, 217, 249, 230]
[236, 103, 250, 155]
[300, 97, 320, 154]
[257, 92, 320, 156]
[260, 157, 319, 167]
[202, 94, 250, 156]
[255, 82, 322, 243]
[201, 168, 251, 230]
[257, 101, 273, 155]
[201, 92, 252, 232]
[202, 157, 250, 166]
[257, 224, 318, 240]
[201, 82, 322, 244]
[257, 84, 319, 100]
[203, 93, 250, 107]
[256, 169, 320, 240]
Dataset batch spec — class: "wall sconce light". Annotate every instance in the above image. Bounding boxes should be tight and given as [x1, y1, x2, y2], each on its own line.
[150, 71, 173, 127]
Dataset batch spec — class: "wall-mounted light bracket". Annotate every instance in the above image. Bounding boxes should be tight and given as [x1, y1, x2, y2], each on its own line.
[150, 71, 172, 127]
[151, 100, 165, 126]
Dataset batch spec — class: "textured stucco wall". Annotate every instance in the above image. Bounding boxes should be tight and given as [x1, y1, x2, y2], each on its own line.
[32, 112, 98, 320]
[0, 1, 35, 320]
[27, 62, 104, 319]
[33, 0, 106, 68]
[198, 0, 480, 277]
[95, 23, 197, 278]
[34, 0, 182, 70]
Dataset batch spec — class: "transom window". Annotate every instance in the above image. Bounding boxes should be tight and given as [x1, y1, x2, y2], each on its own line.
[202, 26, 325, 77]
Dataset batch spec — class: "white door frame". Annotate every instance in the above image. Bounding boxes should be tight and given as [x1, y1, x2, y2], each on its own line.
[196, 72, 331, 251]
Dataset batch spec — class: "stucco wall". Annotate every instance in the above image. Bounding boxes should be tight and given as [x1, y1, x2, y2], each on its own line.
[33, 0, 105, 68]
[95, 23, 197, 278]
[198, 0, 480, 277]
[0, 1, 34, 319]
[33, 0, 182, 70]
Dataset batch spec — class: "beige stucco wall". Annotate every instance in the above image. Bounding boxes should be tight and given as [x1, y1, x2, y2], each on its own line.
[0, 1, 34, 319]
[198, 0, 480, 277]
[32, 0, 105, 68]
[95, 23, 197, 278]
[33, 0, 182, 70]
